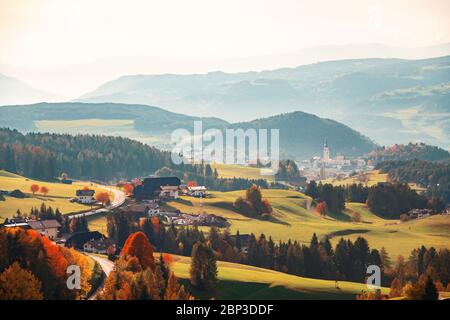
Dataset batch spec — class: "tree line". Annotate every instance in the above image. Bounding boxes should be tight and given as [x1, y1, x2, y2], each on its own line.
[156, 163, 287, 192]
[106, 210, 385, 284]
[376, 159, 450, 204]
[305, 180, 445, 218]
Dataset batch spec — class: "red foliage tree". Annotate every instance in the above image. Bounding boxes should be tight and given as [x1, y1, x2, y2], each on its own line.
[96, 192, 111, 206]
[40, 186, 49, 196]
[121, 232, 155, 271]
[316, 201, 328, 217]
[163, 253, 174, 265]
[187, 181, 197, 187]
[122, 184, 134, 196]
[151, 216, 160, 234]
[30, 184, 39, 195]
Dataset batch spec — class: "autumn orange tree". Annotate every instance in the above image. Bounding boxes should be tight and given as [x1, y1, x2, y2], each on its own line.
[30, 184, 39, 195]
[316, 201, 328, 217]
[98, 234, 192, 300]
[0, 262, 44, 300]
[96, 192, 111, 206]
[187, 181, 197, 187]
[0, 227, 95, 300]
[122, 184, 134, 196]
[40, 186, 49, 196]
[121, 232, 155, 271]
[234, 185, 272, 216]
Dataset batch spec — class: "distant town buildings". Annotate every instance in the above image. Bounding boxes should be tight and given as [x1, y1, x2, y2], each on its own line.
[299, 139, 374, 181]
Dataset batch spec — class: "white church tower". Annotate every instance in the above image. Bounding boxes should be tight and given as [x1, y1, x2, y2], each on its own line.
[323, 138, 330, 163]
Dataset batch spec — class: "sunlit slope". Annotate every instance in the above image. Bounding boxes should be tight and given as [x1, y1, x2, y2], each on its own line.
[170, 254, 389, 300]
[0, 170, 112, 222]
[163, 189, 450, 258]
[211, 163, 274, 181]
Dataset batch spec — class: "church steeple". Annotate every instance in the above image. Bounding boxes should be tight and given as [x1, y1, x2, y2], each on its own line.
[323, 138, 330, 163]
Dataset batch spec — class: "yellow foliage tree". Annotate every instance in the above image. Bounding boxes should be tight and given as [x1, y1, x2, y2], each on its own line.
[62, 248, 93, 299]
[0, 262, 44, 300]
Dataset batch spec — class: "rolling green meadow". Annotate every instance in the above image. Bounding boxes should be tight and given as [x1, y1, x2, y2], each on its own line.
[170, 254, 389, 300]
[162, 188, 450, 259]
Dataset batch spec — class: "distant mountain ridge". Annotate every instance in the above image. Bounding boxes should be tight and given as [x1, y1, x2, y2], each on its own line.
[0, 73, 61, 105]
[0, 102, 376, 159]
[77, 56, 450, 149]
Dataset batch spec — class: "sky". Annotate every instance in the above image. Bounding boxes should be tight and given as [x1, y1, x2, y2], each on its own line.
[0, 0, 449, 97]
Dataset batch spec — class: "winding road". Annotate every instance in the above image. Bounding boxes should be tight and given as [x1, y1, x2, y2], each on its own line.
[68, 185, 126, 220]
[87, 254, 115, 300]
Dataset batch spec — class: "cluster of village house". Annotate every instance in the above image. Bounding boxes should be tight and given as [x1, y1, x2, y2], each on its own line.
[1, 218, 115, 254]
[404, 208, 450, 220]
[0, 177, 224, 254]
[123, 177, 228, 227]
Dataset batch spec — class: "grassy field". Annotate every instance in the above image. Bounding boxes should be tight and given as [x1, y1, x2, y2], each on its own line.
[162, 189, 450, 258]
[211, 163, 274, 181]
[320, 170, 388, 187]
[86, 212, 109, 234]
[170, 254, 389, 300]
[0, 170, 113, 222]
[320, 170, 426, 192]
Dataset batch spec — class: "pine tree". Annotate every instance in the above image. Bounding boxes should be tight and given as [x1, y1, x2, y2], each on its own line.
[379, 247, 392, 271]
[422, 276, 439, 300]
[190, 242, 218, 291]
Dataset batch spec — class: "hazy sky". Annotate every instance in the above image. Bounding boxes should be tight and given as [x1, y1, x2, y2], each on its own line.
[1, 0, 449, 69]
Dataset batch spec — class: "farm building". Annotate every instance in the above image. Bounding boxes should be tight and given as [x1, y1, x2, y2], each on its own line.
[63, 231, 104, 249]
[133, 177, 181, 200]
[2, 219, 61, 240]
[27, 220, 61, 240]
[188, 186, 207, 197]
[76, 189, 95, 204]
[83, 237, 115, 254]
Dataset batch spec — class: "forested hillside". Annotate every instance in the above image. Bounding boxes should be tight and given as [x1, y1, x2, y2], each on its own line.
[368, 143, 450, 163]
[0, 103, 377, 159]
[0, 128, 172, 181]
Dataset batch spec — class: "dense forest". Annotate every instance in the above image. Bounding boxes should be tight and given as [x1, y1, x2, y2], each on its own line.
[305, 181, 346, 212]
[376, 159, 450, 204]
[0, 128, 172, 181]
